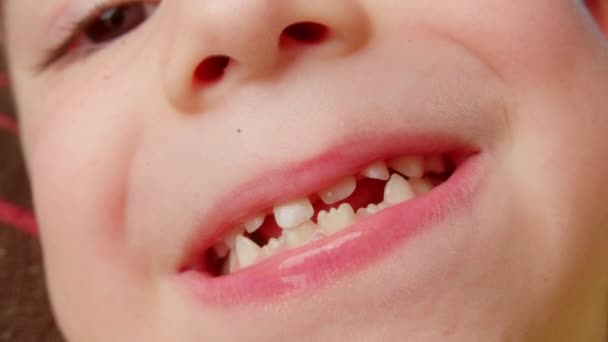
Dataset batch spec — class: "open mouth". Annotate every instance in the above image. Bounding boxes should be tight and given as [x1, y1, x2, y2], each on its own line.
[185, 153, 457, 276]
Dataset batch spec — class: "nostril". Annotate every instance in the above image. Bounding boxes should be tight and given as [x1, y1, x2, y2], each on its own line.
[280, 22, 329, 47]
[194, 55, 231, 84]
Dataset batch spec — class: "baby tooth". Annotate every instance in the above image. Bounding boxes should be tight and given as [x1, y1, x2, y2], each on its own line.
[318, 203, 356, 235]
[409, 178, 433, 195]
[319, 176, 357, 205]
[425, 156, 446, 174]
[384, 174, 415, 205]
[389, 156, 424, 178]
[274, 198, 314, 229]
[243, 215, 265, 234]
[213, 242, 230, 258]
[223, 228, 244, 249]
[222, 251, 239, 275]
[235, 235, 261, 268]
[361, 162, 390, 181]
[283, 220, 317, 248]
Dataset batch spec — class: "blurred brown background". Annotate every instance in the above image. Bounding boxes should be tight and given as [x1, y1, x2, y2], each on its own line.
[0, 56, 64, 341]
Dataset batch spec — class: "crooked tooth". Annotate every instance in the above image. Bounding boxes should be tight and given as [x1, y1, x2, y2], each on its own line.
[361, 162, 390, 181]
[235, 235, 261, 268]
[274, 198, 314, 229]
[319, 176, 357, 205]
[384, 174, 415, 205]
[409, 178, 433, 195]
[283, 220, 317, 248]
[318, 203, 356, 235]
[389, 156, 424, 178]
[243, 214, 265, 234]
[425, 156, 446, 174]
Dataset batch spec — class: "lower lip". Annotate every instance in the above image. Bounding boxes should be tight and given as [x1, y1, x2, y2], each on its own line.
[179, 154, 484, 305]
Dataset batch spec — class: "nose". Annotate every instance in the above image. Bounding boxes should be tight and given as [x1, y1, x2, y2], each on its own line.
[162, 0, 370, 113]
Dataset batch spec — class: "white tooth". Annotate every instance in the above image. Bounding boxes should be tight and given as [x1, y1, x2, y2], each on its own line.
[425, 156, 446, 174]
[319, 176, 357, 205]
[356, 203, 380, 219]
[318, 203, 356, 235]
[389, 156, 424, 178]
[261, 238, 284, 259]
[223, 228, 244, 249]
[384, 174, 415, 205]
[283, 220, 317, 248]
[273, 198, 314, 229]
[213, 242, 230, 258]
[409, 178, 434, 195]
[361, 162, 390, 181]
[243, 215, 265, 234]
[235, 235, 261, 268]
[222, 251, 239, 275]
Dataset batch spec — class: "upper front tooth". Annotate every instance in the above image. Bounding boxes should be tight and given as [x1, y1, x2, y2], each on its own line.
[318, 203, 356, 235]
[319, 176, 356, 205]
[409, 178, 433, 195]
[361, 162, 390, 181]
[235, 235, 261, 268]
[425, 156, 446, 174]
[384, 174, 415, 205]
[389, 156, 424, 178]
[273, 197, 314, 229]
[243, 214, 265, 234]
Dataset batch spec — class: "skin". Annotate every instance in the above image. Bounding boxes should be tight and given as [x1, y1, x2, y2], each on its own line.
[3, 0, 608, 341]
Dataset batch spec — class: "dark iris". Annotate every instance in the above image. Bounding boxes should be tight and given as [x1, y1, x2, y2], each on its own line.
[85, 3, 147, 43]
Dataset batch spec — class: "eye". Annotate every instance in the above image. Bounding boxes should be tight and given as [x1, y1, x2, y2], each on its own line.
[84, 3, 151, 44]
[39, 2, 157, 69]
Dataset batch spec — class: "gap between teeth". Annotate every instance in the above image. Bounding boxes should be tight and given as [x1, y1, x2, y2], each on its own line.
[215, 155, 447, 275]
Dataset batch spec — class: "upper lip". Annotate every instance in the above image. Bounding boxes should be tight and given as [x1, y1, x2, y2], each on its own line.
[178, 131, 478, 272]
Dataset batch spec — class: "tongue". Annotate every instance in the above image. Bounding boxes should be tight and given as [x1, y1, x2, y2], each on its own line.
[249, 178, 386, 246]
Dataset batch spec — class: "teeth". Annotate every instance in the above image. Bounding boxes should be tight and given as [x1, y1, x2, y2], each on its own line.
[425, 156, 446, 174]
[389, 156, 424, 178]
[243, 215, 265, 234]
[222, 251, 239, 274]
[223, 228, 244, 249]
[318, 203, 356, 235]
[356, 203, 380, 219]
[213, 242, 230, 258]
[361, 162, 390, 181]
[261, 238, 284, 259]
[283, 220, 317, 248]
[319, 176, 357, 205]
[409, 178, 433, 195]
[384, 174, 415, 205]
[274, 198, 314, 229]
[235, 235, 261, 268]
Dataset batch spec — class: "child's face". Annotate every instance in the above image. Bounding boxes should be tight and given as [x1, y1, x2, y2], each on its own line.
[5, 1, 608, 341]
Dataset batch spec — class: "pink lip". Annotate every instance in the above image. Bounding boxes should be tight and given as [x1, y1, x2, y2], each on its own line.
[177, 134, 483, 305]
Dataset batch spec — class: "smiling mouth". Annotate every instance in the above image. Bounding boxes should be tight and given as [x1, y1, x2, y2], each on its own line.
[185, 153, 457, 277]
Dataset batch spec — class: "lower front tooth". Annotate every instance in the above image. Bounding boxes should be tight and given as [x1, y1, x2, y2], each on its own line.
[222, 251, 239, 275]
[283, 220, 317, 248]
[261, 238, 284, 259]
[384, 174, 415, 204]
[318, 203, 356, 235]
[235, 235, 261, 268]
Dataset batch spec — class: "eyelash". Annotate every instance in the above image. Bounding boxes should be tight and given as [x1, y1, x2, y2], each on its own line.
[39, 0, 157, 70]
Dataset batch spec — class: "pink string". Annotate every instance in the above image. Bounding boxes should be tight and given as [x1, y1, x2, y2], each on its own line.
[0, 199, 38, 235]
